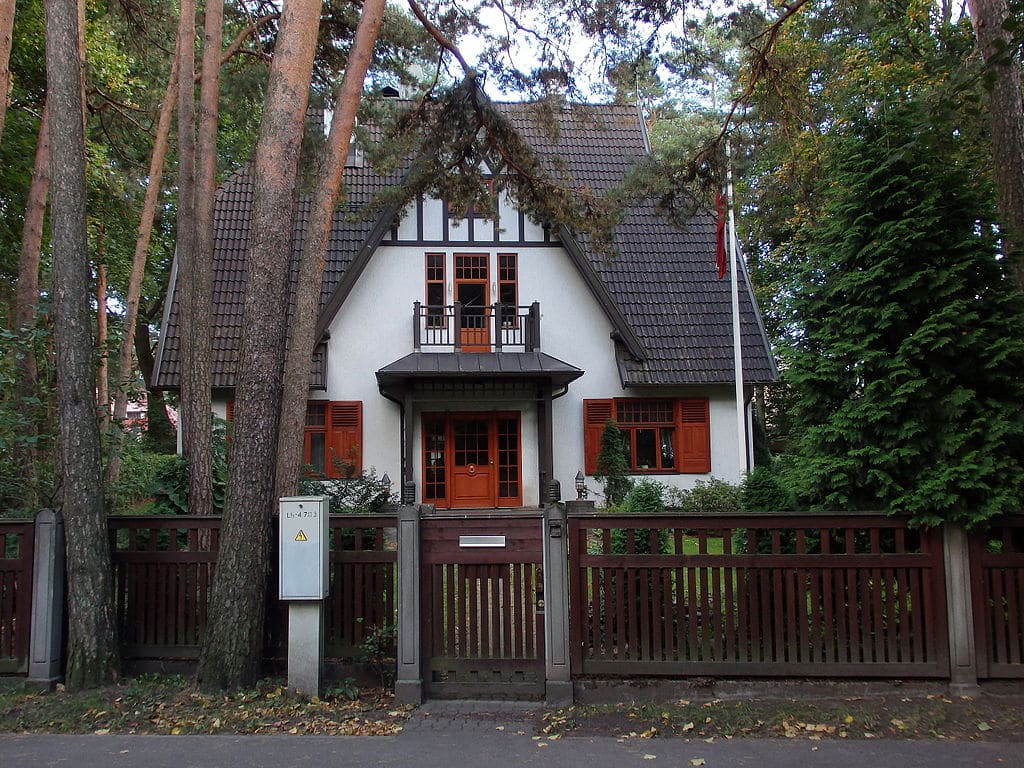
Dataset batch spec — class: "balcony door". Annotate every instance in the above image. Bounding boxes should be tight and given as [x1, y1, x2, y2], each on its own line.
[455, 253, 489, 352]
[422, 412, 522, 508]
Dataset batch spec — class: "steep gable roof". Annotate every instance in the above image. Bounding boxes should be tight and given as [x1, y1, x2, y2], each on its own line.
[152, 100, 777, 390]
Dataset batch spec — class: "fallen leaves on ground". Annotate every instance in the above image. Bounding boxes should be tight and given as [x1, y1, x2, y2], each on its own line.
[0, 678, 411, 736]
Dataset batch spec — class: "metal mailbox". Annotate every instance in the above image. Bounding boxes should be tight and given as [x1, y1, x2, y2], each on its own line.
[278, 496, 329, 600]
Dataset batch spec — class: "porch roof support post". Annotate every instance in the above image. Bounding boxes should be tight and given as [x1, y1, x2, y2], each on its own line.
[530, 301, 540, 352]
[402, 390, 415, 504]
[539, 384, 554, 504]
[493, 302, 502, 351]
[943, 523, 980, 695]
[543, 503, 572, 705]
[395, 504, 422, 704]
[413, 301, 421, 351]
[453, 302, 462, 352]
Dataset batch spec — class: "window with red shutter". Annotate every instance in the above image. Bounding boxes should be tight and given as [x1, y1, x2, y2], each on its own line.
[582, 397, 711, 475]
[583, 399, 613, 475]
[325, 401, 362, 478]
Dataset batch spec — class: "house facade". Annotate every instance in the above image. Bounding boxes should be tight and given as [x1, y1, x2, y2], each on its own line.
[153, 101, 777, 508]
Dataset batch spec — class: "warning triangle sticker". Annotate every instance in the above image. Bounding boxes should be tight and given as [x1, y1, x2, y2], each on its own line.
[294, 530, 308, 542]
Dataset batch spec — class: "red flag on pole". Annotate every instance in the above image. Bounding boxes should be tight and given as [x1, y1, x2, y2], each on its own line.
[715, 189, 727, 279]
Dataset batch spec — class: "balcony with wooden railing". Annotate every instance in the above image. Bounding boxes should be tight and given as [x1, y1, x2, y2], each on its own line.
[413, 301, 541, 352]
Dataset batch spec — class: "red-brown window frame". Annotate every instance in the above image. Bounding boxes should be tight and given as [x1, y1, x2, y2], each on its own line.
[583, 397, 711, 475]
[425, 252, 446, 329]
[230, 400, 362, 479]
[498, 252, 518, 328]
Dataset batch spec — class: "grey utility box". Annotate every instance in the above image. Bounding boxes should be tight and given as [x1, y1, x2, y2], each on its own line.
[279, 496, 330, 600]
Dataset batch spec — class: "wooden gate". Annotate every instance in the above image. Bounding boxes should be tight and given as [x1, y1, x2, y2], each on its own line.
[420, 510, 545, 699]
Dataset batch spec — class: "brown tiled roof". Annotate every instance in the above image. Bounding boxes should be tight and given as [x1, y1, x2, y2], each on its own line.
[152, 101, 777, 390]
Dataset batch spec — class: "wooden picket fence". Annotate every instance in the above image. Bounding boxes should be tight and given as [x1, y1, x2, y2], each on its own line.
[970, 517, 1024, 678]
[0, 520, 34, 674]
[568, 512, 950, 678]
[109, 513, 397, 666]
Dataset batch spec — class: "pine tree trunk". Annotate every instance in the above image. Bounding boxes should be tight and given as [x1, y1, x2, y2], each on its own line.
[95, 258, 109, 429]
[104, 49, 179, 487]
[11, 100, 50, 508]
[275, 0, 386, 500]
[0, 0, 14, 148]
[197, 0, 322, 691]
[182, 0, 223, 516]
[967, 0, 1024, 288]
[44, 0, 119, 689]
[176, 0, 214, 517]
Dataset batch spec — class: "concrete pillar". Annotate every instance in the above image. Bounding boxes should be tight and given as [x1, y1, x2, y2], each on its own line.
[287, 602, 324, 698]
[395, 504, 422, 704]
[943, 524, 980, 695]
[543, 503, 572, 705]
[28, 508, 65, 688]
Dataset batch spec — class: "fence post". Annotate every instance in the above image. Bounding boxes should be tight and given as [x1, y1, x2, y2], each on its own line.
[395, 504, 422, 704]
[28, 508, 64, 688]
[943, 524, 980, 695]
[543, 503, 573, 705]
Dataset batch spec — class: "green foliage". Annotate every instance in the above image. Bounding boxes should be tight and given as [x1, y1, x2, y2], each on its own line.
[782, 100, 1024, 528]
[0, 326, 54, 516]
[299, 467, 396, 515]
[595, 418, 633, 507]
[612, 480, 669, 554]
[665, 478, 742, 515]
[740, 463, 796, 513]
[106, 444, 180, 515]
[358, 622, 397, 688]
[622, 479, 666, 515]
[148, 418, 230, 515]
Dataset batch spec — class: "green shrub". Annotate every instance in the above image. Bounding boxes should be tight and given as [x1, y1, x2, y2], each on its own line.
[148, 418, 229, 515]
[595, 418, 633, 508]
[300, 467, 396, 515]
[107, 447, 180, 514]
[666, 478, 741, 515]
[740, 463, 796, 513]
[611, 480, 669, 554]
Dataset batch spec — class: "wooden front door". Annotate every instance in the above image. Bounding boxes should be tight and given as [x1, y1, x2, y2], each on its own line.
[422, 412, 522, 509]
[455, 253, 489, 352]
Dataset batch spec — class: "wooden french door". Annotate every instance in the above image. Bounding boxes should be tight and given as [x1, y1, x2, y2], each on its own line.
[422, 412, 522, 508]
[455, 254, 489, 352]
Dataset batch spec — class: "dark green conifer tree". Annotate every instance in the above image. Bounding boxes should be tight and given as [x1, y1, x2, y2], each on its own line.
[784, 104, 1024, 528]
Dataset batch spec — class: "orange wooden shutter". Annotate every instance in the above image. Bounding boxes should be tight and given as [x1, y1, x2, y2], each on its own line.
[326, 401, 362, 478]
[678, 398, 711, 473]
[583, 399, 614, 475]
[225, 401, 234, 421]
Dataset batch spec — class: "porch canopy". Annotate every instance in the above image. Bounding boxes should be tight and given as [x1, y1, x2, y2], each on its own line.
[376, 352, 584, 504]
[375, 351, 583, 397]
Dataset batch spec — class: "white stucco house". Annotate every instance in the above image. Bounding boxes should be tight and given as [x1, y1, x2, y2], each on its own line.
[152, 99, 777, 508]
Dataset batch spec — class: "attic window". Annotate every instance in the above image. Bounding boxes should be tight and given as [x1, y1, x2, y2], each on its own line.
[449, 178, 494, 220]
[345, 143, 364, 169]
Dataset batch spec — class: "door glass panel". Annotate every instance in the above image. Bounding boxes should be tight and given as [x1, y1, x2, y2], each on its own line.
[454, 419, 489, 466]
[424, 419, 447, 500]
[497, 417, 519, 499]
[457, 283, 487, 330]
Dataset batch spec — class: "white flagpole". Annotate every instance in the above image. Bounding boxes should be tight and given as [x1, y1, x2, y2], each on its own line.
[726, 144, 748, 477]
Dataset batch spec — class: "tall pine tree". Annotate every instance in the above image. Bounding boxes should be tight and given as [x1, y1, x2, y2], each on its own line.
[784, 103, 1024, 528]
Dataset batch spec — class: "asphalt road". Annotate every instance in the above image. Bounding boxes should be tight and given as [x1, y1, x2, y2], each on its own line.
[2, 709, 1021, 768]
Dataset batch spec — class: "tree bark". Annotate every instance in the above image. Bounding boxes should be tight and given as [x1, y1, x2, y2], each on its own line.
[44, 0, 119, 689]
[0, 0, 14, 148]
[11, 100, 50, 509]
[197, 0, 322, 691]
[176, 0, 213, 517]
[182, 0, 224, 517]
[95, 256, 109, 430]
[967, 0, 1024, 288]
[104, 48, 179, 487]
[275, 0, 387, 500]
